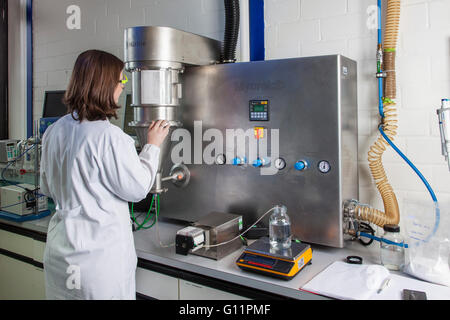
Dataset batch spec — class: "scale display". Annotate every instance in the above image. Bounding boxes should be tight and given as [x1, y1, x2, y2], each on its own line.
[249, 100, 269, 121]
[240, 252, 294, 274]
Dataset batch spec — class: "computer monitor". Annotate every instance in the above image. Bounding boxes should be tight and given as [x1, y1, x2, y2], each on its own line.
[42, 90, 67, 118]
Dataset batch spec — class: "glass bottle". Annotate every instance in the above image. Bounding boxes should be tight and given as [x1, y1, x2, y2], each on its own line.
[380, 224, 405, 271]
[269, 205, 292, 250]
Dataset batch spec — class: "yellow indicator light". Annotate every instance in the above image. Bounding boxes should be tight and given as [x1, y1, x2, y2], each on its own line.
[254, 127, 265, 139]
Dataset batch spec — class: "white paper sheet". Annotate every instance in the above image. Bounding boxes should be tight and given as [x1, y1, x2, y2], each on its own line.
[301, 261, 450, 300]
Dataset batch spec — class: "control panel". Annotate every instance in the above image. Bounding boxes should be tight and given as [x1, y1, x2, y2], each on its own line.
[226, 100, 333, 174]
[0, 140, 18, 163]
[249, 100, 269, 121]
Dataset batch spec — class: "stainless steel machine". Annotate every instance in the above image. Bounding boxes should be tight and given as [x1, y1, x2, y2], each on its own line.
[124, 26, 221, 193]
[124, 26, 358, 248]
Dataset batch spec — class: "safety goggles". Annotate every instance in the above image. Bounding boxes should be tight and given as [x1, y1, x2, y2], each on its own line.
[119, 74, 128, 85]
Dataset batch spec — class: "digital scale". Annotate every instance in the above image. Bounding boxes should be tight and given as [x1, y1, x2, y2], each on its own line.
[236, 237, 312, 280]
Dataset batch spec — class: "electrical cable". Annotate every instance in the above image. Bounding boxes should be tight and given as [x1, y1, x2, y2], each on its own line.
[201, 206, 277, 248]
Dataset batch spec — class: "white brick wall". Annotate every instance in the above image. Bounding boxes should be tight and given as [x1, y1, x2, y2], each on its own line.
[266, 0, 450, 222]
[301, 0, 347, 19]
[31, 0, 226, 127]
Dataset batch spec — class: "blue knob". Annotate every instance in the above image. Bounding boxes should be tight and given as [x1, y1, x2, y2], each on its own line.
[295, 161, 307, 171]
[252, 159, 263, 167]
[252, 157, 271, 167]
[232, 157, 246, 166]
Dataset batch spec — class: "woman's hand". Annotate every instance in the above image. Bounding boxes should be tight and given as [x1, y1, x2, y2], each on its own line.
[147, 120, 170, 148]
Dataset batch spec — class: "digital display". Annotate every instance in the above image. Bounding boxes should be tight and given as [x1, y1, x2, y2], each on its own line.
[253, 105, 265, 112]
[244, 253, 276, 266]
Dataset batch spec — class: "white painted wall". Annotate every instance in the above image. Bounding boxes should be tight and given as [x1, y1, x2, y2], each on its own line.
[265, 0, 450, 226]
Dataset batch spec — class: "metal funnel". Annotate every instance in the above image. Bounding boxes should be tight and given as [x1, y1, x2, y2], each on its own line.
[133, 119, 181, 193]
[135, 123, 178, 167]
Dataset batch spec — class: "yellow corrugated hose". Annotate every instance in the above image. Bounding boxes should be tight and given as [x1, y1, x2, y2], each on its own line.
[356, 0, 401, 227]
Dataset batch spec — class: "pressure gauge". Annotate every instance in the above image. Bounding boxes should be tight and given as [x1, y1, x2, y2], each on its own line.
[274, 158, 286, 170]
[318, 160, 331, 173]
[215, 154, 226, 165]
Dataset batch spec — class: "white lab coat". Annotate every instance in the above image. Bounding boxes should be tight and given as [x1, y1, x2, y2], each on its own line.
[40, 114, 159, 300]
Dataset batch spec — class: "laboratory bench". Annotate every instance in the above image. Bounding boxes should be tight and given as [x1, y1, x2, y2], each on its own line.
[0, 212, 385, 300]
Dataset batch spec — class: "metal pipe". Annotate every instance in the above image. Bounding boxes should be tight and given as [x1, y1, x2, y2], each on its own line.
[34, 119, 39, 215]
[437, 99, 450, 170]
[161, 174, 179, 182]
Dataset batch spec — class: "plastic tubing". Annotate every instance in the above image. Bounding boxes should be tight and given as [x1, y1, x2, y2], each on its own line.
[377, 0, 384, 118]
[131, 195, 155, 230]
[355, 0, 401, 227]
[383, 0, 401, 99]
[379, 126, 441, 240]
[356, 0, 440, 239]
[222, 0, 240, 63]
[359, 231, 408, 248]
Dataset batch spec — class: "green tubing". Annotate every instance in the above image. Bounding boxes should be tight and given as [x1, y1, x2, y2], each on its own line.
[131, 195, 156, 230]
[141, 195, 159, 230]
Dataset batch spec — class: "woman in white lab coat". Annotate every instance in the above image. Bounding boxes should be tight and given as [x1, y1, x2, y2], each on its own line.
[40, 50, 169, 300]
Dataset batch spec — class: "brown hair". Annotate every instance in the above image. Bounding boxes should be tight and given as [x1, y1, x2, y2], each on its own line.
[64, 50, 124, 122]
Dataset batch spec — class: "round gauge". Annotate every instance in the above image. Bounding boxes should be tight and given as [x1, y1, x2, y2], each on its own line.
[215, 154, 226, 165]
[274, 158, 286, 170]
[318, 160, 331, 173]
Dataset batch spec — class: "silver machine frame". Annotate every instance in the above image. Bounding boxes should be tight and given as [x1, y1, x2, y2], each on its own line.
[124, 26, 358, 248]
